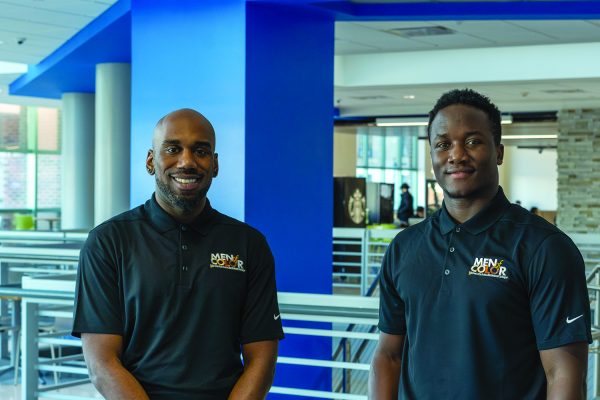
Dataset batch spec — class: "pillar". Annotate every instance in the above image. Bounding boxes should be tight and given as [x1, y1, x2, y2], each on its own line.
[61, 92, 95, 230]
[95, 63, 131, 225]
[130, 0, 334, 395]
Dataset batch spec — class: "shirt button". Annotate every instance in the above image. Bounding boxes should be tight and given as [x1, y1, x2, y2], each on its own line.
[455, 227, 461, 232]
[182, 265, 187, 271]
[182, 244, 188, 251]
[444, 269, 450, 275]
[449, 247, 455, 253]
[181, 225, 188, 231]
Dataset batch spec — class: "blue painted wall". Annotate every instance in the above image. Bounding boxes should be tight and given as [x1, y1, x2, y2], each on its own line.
[130, 0, 246, 218]
[246, 3, 334, 396]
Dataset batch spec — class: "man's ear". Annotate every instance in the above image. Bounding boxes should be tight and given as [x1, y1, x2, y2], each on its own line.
[496, 143, 504, 165]
[213, 153, 219, 177]
[146, 149, 155, 175]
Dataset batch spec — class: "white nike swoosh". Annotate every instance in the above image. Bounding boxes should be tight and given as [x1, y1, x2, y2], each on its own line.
[566, 314, 583, 324]
[274, 314, 281, 320]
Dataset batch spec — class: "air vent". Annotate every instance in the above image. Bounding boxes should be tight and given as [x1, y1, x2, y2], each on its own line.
[541, 89, 585, 94]
[386, 26, 455, 38]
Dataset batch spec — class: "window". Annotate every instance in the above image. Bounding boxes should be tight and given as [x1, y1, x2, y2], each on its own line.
[356, 126, 422, 210]
[0, 104, 61, 215]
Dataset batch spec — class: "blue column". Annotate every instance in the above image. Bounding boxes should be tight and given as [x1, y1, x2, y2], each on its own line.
[246, 4, 334, 395]
[130, 1, 334, 395]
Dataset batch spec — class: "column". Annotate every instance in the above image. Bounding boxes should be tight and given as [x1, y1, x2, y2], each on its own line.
[130, 0, 334, 394]
[95, 63, 131, 226]
[61, 92, 95, 230]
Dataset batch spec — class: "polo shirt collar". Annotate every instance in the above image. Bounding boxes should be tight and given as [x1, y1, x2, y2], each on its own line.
[439, 186, 510, 235]
[145, 193, 215, 235]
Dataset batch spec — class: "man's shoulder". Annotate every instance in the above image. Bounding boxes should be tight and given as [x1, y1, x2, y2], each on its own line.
[210, 210, 267, 240]
[390, 216, 432, 247]
[88, 205, 146, 238]
[500, 204, 561, 237]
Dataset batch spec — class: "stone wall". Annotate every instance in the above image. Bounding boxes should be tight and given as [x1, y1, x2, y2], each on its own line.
[557, 109, 600, 234]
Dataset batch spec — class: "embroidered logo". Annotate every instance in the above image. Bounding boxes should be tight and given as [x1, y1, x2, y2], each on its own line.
[210, 253, 245, 272]
[566, 315, 583, 324]
[468, 257, 508, 280]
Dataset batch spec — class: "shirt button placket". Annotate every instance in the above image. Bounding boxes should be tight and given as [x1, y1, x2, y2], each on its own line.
[180, 226, 191, 288]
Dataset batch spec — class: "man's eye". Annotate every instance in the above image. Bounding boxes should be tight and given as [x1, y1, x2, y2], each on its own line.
[196, 149, 211, 157]
[165, 147, 179, 154]
[435, 142, 450, 150]
[466, 139, 481, 146]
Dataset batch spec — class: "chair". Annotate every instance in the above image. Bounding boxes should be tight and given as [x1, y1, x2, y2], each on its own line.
[13, 214, 34, 231]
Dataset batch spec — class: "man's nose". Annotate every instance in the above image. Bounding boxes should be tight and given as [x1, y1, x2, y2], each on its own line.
[449, 143, 467, 163]
[177, 149, 197, 168]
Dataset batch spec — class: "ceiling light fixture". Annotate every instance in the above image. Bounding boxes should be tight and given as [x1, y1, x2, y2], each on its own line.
[376, 117, 428, 127]
[377, 115, 513, 127]
[0, 61, 28, 74]
[502, 134, 558, 140]
[403, 95, 416, 100]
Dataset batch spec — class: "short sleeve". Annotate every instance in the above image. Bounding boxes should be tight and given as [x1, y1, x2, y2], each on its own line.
[527, 232, 592, 350]
[378, 241, 406, 335]
[72, 229, 123, 337]
[239, 233, 284, 344]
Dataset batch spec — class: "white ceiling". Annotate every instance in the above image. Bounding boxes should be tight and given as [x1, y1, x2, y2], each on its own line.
[336, 20, 600, 55]
[0, 0, 116, 105]
[0, 2, 599, 116]
[335, 19, 600, 116]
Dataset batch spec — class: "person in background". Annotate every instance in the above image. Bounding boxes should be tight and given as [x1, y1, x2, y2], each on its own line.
[73, 108, 284, 400]
[415, 206, 425, 218]
[531, 206, 539, 215]
[370, 88, 590, 399]
[396, 183, 414, 227]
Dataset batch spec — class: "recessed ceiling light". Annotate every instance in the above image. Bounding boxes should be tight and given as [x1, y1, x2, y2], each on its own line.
[403, 95, 416, 100]
[0, 61, 27, 74]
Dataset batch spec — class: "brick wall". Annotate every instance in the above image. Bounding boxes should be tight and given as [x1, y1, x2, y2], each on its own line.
[556, 109, 600, 234]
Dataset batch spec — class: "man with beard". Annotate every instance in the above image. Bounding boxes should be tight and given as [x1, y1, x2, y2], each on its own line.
[73, 109, 284, 400]
[369, 89, 591, 399]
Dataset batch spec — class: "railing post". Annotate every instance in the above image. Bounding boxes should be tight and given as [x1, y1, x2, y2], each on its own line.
[344, 338, 352, 393]
[360, 229, 368, 296]
[594, 273, 600, 399]
[0, 260, 9, 359]
[22, 299, 39, 400]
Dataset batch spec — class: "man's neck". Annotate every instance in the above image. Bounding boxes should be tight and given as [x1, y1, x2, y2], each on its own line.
[444, 187, 498, 224]
[155, 196, 207, 224]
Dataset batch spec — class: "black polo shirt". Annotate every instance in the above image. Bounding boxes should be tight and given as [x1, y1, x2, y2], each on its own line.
[73, 195, 284, 400]
[379, 187, 591, 400]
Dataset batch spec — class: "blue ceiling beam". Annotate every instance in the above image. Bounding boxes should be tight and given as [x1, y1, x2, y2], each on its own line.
[10, 0, 600, 99]
[9, 0, 131, 99]
[314, 1, 600, 21]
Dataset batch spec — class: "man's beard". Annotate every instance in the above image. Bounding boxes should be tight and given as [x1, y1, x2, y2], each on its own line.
[155, 177, 208, 213]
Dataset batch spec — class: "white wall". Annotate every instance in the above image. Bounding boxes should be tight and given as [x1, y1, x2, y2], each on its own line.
[500, 146, 557, 211]
[333, 127, 357, 177]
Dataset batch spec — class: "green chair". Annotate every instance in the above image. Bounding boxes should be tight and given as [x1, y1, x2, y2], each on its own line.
[13, 214, 34, 230]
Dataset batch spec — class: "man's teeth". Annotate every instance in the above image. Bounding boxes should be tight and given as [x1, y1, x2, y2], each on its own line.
[174, 177, 198, 184]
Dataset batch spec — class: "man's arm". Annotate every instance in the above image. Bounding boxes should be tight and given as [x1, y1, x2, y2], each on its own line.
[369, 332, 405, 399]
[540, 341, 588, 400]
[228, 340, 278, 400]
[81, 333, 149, 400]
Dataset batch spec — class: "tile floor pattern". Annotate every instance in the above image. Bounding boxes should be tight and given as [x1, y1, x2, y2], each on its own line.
[0, 382, 103, 399]
[0, 359, 102, 400]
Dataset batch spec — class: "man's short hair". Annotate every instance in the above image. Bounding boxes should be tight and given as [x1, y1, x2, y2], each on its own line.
[427, 88, 502, 146]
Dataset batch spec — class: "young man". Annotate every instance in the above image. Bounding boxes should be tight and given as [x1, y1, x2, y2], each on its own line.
[73, 109, 284, 399]
[369, 89, 591, 399]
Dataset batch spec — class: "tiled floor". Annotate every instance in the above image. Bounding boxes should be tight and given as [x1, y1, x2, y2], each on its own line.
[0, 382, 102, 399]
[0, 361, 101, 400]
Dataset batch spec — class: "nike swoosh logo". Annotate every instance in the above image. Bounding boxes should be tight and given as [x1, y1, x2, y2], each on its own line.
[566, 314, 583, 324]
[274, 314, 281, 320]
